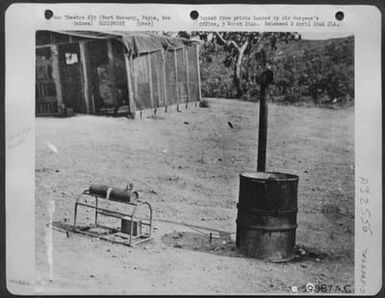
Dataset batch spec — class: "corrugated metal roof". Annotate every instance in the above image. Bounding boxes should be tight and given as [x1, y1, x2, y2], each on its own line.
[53, 30, 198, 55]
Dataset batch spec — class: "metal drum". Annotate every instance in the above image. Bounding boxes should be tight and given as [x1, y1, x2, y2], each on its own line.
[236, 172, 299, 262]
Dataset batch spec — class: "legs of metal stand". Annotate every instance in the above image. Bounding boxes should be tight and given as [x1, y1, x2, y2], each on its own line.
[95, 197, 98, 225]
[73, 191, 153, 247]
[74, 203, 78, 230]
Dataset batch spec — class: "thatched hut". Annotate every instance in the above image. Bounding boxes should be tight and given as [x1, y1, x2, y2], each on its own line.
[36, 30, 201, 116]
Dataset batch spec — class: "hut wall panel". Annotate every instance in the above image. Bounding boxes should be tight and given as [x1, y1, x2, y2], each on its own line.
[133, 55, 152, 110]
[150, 50, 164, 108]
[87, 40, 109, 112]
[36, 47, 58, 115]
[35, 30, 201, 116]
[165, 50, 177, 105]
[187, 45, 199, 101]
[57, 43, 86, 113]
[176, 48, 188, 103]
[51, 32, 70, 44]
[111, 40, 129, 107]
[36, 31, 52, 46]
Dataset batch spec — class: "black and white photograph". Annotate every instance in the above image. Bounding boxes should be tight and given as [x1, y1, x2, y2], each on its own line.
[4, 3, 382, 296]
[34, 29, 355, 294]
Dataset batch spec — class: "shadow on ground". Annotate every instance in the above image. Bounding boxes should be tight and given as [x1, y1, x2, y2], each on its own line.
[161, 231, 330, 263]
[161, 231, 242, 258]
[53, 220, 333, 264]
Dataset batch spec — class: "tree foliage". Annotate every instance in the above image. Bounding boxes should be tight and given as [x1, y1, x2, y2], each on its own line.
[177, 31, 298, 99]
[181, 31, 354, 106]
[271, 37, 354, 105]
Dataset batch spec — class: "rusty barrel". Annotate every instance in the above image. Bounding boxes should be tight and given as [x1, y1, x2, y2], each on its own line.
[236, 172, 299, 262]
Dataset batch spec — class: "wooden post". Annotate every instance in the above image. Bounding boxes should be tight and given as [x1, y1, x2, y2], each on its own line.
[174, 49, 179, 111]
[50, 45, 64, 112]
[79, 41, 90, 114]
[257, 85, 268, 172]
[147, 54, 154, 111]
[124, 51, 135, 114]
[196, 43, 202, 102]
[184, 47, 190, 108]
[106, 40, 117, 109]
[161, 49, 168, 112]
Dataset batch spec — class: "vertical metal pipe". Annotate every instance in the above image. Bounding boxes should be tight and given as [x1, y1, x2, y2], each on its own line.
[94, 197, 98, 225]
[257, 85, 268, 172]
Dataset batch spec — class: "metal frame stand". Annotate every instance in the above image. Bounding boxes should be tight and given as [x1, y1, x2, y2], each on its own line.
[73, 189, 153, 246]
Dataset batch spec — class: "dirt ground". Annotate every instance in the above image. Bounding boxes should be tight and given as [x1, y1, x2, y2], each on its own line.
[35, 98, 354, 294]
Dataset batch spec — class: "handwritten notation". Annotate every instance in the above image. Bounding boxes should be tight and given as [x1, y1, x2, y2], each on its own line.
[7, 127, 31, 151]
[359, 177, 372, 236]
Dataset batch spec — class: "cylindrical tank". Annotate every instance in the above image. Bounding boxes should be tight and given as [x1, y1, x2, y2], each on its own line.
[236, 172, 299, 262]
[88, 184, 138, 203]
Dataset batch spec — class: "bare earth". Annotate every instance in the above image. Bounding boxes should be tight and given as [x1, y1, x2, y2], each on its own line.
[35, 98, 354, 294]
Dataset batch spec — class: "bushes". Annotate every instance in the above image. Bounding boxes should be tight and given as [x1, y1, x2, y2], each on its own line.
[200, 36, 354, 106]
[272, 37, 354, 105]
[199, 99, 210, 108]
